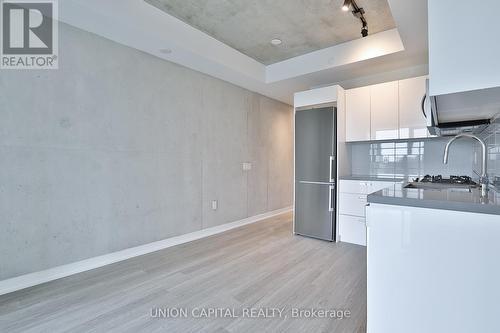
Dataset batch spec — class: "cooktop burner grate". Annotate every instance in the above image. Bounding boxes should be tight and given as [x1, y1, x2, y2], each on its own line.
[418, 175, 476, 185]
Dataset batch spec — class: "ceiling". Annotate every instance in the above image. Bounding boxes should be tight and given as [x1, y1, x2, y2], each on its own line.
[58, 0, 429, 105]
[145, 0, 396, 65]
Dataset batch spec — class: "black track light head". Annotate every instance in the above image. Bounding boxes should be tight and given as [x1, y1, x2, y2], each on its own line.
[361, 26, 368, 37]
[341, 0, 369, 38]
[342, 0, 351, 11]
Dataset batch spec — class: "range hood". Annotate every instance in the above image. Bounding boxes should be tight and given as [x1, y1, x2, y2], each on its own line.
[423, 79, 499, 136]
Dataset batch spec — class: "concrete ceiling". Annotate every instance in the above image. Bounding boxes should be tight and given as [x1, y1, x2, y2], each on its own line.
[58, 0, 428, 105]
[145, 0, 396, 65]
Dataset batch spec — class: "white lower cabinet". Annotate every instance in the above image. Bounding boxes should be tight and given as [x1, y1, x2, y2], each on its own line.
[339, 214, 366, 246]
[338, 179, 399, 246]
[366, 203, 500, 333]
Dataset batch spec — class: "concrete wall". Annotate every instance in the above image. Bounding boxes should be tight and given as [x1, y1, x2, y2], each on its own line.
[0, 23, 293, 280]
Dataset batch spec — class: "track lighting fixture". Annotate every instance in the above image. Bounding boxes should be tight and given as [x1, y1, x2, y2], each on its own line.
[341, 0, 369, 38]
[342, 0, 351, 11]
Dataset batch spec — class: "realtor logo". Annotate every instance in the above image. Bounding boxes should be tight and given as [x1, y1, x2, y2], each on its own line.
[1, 0, 58, 69]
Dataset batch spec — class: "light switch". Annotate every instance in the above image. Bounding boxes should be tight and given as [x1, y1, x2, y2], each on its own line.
[242, 162, 252, 171]
[211, 200, 218, 211]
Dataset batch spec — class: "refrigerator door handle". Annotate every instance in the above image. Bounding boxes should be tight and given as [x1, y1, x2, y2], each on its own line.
[329, 156, 335, 183]
[329, 185, 335, 212]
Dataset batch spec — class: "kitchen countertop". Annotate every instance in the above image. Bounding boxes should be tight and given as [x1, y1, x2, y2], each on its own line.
[339, 175, 406, 182]
[367, 183, 500, 215]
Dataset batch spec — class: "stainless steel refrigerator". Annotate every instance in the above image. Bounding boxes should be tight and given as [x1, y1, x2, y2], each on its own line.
[294, 106, 336, 241]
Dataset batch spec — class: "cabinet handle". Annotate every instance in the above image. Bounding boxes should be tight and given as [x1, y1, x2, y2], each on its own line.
[421, 94, 427, 119]
[329, 185, 335, 212]
[329, 156, 335, 183]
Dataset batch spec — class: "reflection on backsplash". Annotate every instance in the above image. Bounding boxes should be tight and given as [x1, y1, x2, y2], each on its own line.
[474, 116, 500, 189]
[350, 138, 475, 181]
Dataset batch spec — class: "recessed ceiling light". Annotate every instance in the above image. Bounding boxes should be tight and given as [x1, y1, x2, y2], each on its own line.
[270, 38, 282, 46]
[159, 48, 172, 54]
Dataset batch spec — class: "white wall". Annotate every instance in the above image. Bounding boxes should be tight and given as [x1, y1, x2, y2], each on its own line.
[428, 0, 500, 95]
[0, 23, 293, 281]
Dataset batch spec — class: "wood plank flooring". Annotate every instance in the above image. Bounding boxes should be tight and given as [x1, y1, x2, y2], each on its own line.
[0, 212, 367, 333]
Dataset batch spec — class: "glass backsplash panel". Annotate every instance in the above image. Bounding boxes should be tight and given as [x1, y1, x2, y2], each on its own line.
[350, 138, 475, 180]
[475, 117, 500, 189]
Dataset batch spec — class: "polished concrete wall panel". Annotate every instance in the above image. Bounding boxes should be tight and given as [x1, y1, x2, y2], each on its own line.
[263, 98, 294, 211]
[0, 23, 293, 280]
[201, 78, 250, 229]
[247, 95, 269, 216]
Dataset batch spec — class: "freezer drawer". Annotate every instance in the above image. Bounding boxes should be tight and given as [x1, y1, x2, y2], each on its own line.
[294, 182, 335, 241]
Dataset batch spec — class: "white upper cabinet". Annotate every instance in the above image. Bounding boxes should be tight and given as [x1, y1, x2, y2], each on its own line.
[428, 0, 500, 96]
[398, 76, 429, 139]
[370, 82, 399, 140]
[346, 86, 371, 142]
[345, 76, 430, 142]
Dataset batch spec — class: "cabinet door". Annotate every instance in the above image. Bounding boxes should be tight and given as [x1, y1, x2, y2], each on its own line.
[370, 82, 399, 140]
[339, 214, 366, 246]
[399, 76, 429, 139]
[346, 86, 370, 142]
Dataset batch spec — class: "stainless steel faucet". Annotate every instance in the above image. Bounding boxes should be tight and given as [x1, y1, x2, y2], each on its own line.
[443, 133, 489, 196]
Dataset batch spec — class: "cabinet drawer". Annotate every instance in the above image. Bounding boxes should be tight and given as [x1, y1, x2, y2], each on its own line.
[339, 180, 396, 195]
[339, 214, 366, 246]
[339, 193, 367, 217]
[367, 181, 397, 194]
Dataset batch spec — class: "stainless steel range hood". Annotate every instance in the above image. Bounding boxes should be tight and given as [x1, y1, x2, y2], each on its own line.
[423, 79, 499, 136]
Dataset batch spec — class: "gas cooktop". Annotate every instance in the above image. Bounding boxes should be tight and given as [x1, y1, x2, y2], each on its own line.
[405, 175, 479, 191]
[415, 175, 477, 185]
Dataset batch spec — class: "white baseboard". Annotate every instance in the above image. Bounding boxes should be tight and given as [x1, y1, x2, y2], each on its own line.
[0, 206, 292, 296]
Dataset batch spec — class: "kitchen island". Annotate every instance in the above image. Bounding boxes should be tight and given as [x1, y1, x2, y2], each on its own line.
[365, 184, 500, 333]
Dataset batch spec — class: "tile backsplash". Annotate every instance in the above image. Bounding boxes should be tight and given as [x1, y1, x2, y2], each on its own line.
[349, 138, 475, 180]
[474, 116, 500, 189]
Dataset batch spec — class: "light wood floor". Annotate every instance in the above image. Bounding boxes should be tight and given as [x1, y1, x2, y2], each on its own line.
[0, 212, 367, 333]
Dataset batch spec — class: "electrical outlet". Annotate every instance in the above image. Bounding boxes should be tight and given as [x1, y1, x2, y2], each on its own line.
[242, 162, 252, 171]
[211, 200, 218, 211]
